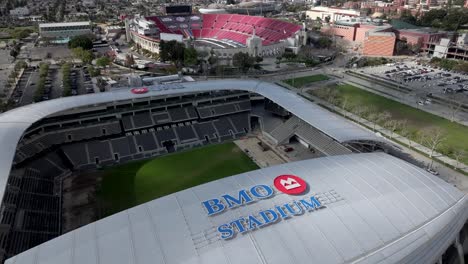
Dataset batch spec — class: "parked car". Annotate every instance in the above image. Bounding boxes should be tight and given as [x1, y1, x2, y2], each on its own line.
[284, 147, 294, 152]
[426, 167, 439, 175]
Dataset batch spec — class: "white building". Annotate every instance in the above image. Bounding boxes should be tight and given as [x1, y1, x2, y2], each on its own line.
[306, 6, 361, 23]
[39, 21, 92, 41]
[82, 0, 95, 8]
[9, 7, 29, 16]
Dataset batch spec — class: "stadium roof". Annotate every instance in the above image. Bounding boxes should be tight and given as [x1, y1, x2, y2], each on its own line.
[39, 21, 91, 28]
[0, 80, 382, 225]
[6, 152, 467, 264]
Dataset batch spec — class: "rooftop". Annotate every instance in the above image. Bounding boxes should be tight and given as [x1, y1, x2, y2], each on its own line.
[39, 21, 91, 28]
[6, 152, 467, 264]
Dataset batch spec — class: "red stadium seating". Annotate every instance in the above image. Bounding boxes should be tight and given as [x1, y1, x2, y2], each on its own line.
[148, 14, 302, 46]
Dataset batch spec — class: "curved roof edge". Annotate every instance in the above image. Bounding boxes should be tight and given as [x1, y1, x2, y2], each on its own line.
[0, 79, 382, 207]
[4, 152, 468, 264]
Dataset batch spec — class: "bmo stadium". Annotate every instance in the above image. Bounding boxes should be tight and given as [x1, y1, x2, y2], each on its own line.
[0, 80, 467, 264]
[125, 6, 306, 59]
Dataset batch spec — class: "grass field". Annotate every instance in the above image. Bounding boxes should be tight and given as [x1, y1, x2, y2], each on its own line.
[311, 84, 468, 164]
[96, 142, 259, 216]
[284, 74, 329, 88]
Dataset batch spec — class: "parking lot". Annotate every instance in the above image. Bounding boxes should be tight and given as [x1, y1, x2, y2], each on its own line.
[359, 61, 468, 106]
[10, 64, 94, 107]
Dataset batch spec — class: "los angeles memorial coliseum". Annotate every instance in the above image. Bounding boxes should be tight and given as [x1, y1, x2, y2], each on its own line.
[0, 80, 467, 264]
[124, 6, 307, 60]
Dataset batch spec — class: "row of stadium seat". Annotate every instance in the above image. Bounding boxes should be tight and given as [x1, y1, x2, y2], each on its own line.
[146, 14, 301, 46]
[13, 99, 252, 164]
[197, 14, 301, 45]
[62, 113, 250, 169]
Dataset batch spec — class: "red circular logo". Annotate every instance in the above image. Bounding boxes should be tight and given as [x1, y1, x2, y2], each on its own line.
[131, 87, 149, 94]
[273, 175, 307, 195]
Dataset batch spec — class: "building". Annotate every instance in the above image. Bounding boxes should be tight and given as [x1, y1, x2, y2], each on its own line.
[433, 34, 468, 61]
[363, 30, 396, 56]
[306, 6, 361, 23]
[323, 19, 448, 57]
[396, 28, 447, 52]
[126, 14, 304, 60]
[9, 7, 29, 16]
[38, 21, 92, 42]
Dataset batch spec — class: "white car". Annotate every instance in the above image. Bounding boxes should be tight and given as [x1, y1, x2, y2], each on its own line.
[425, 98, 432, 104]
[418, 101, 425, 106]
[426, 167, 439, 175]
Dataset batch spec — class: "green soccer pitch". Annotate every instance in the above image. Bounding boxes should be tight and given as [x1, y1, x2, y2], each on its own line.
[96, 142, 259, 217]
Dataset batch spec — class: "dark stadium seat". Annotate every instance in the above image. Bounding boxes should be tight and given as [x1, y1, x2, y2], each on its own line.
[148, 13, 301, 46]
[134, 133, 159, 151]
[174, 125, 198, 143]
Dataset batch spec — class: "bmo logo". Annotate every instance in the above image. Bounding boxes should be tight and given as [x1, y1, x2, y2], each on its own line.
[131, 87, 149, 94]
[274, 175, 307, 195]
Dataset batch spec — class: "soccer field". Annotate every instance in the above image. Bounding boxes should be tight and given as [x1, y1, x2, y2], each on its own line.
[284, 74, 329, 88]
[311, 84, 468, 164]
[96, 142, 259, 216]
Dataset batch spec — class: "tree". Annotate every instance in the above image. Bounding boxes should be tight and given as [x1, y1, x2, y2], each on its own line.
[124, 54, 135, 67]
[453, 149, 466, 169]
[384, 119, 403, 139]
[87, 65, 100, 77]
[232, 52, 255, 74]
[454, 61, 468, 73]
[419, 9, 447, 27]
[341, 95, 350, 116]
[72, 47, 94, 64]
[352, 105, 370, 119]
[159, 40, 185, 65]
[448, 99, 462, 122]
[400, 9, 417, 25]
[367, 112, 380, 132]
[9, 48, 19, 59]
[419, 127, 447, 168]
[398, 119, 414, 148]
[14, 60, 27, 71]
[62, 63, 72, 97]
[96, 56, 111, 67]
[68, 35, 93, 50]
[184, 47, 198, 66]
[316, 36, 332, 49]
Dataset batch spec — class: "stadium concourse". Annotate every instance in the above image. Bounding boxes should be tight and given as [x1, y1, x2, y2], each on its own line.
[0, 80, 466, 263]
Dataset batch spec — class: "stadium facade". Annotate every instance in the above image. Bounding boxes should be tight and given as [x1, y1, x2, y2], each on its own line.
[0, 80, 466, 263]
[125, 14, 307, 60]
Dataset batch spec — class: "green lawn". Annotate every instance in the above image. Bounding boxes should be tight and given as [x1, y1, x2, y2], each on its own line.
[311, 84, 468, 163]
[284, 74, 329, 88]
[96, 142, 259, 216]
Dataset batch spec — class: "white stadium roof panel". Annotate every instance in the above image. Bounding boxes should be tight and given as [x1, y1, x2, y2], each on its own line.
[6, 153, 467, 264]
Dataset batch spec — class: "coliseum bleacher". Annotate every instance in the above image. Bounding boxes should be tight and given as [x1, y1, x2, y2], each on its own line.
[147, 14, 301, 46]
